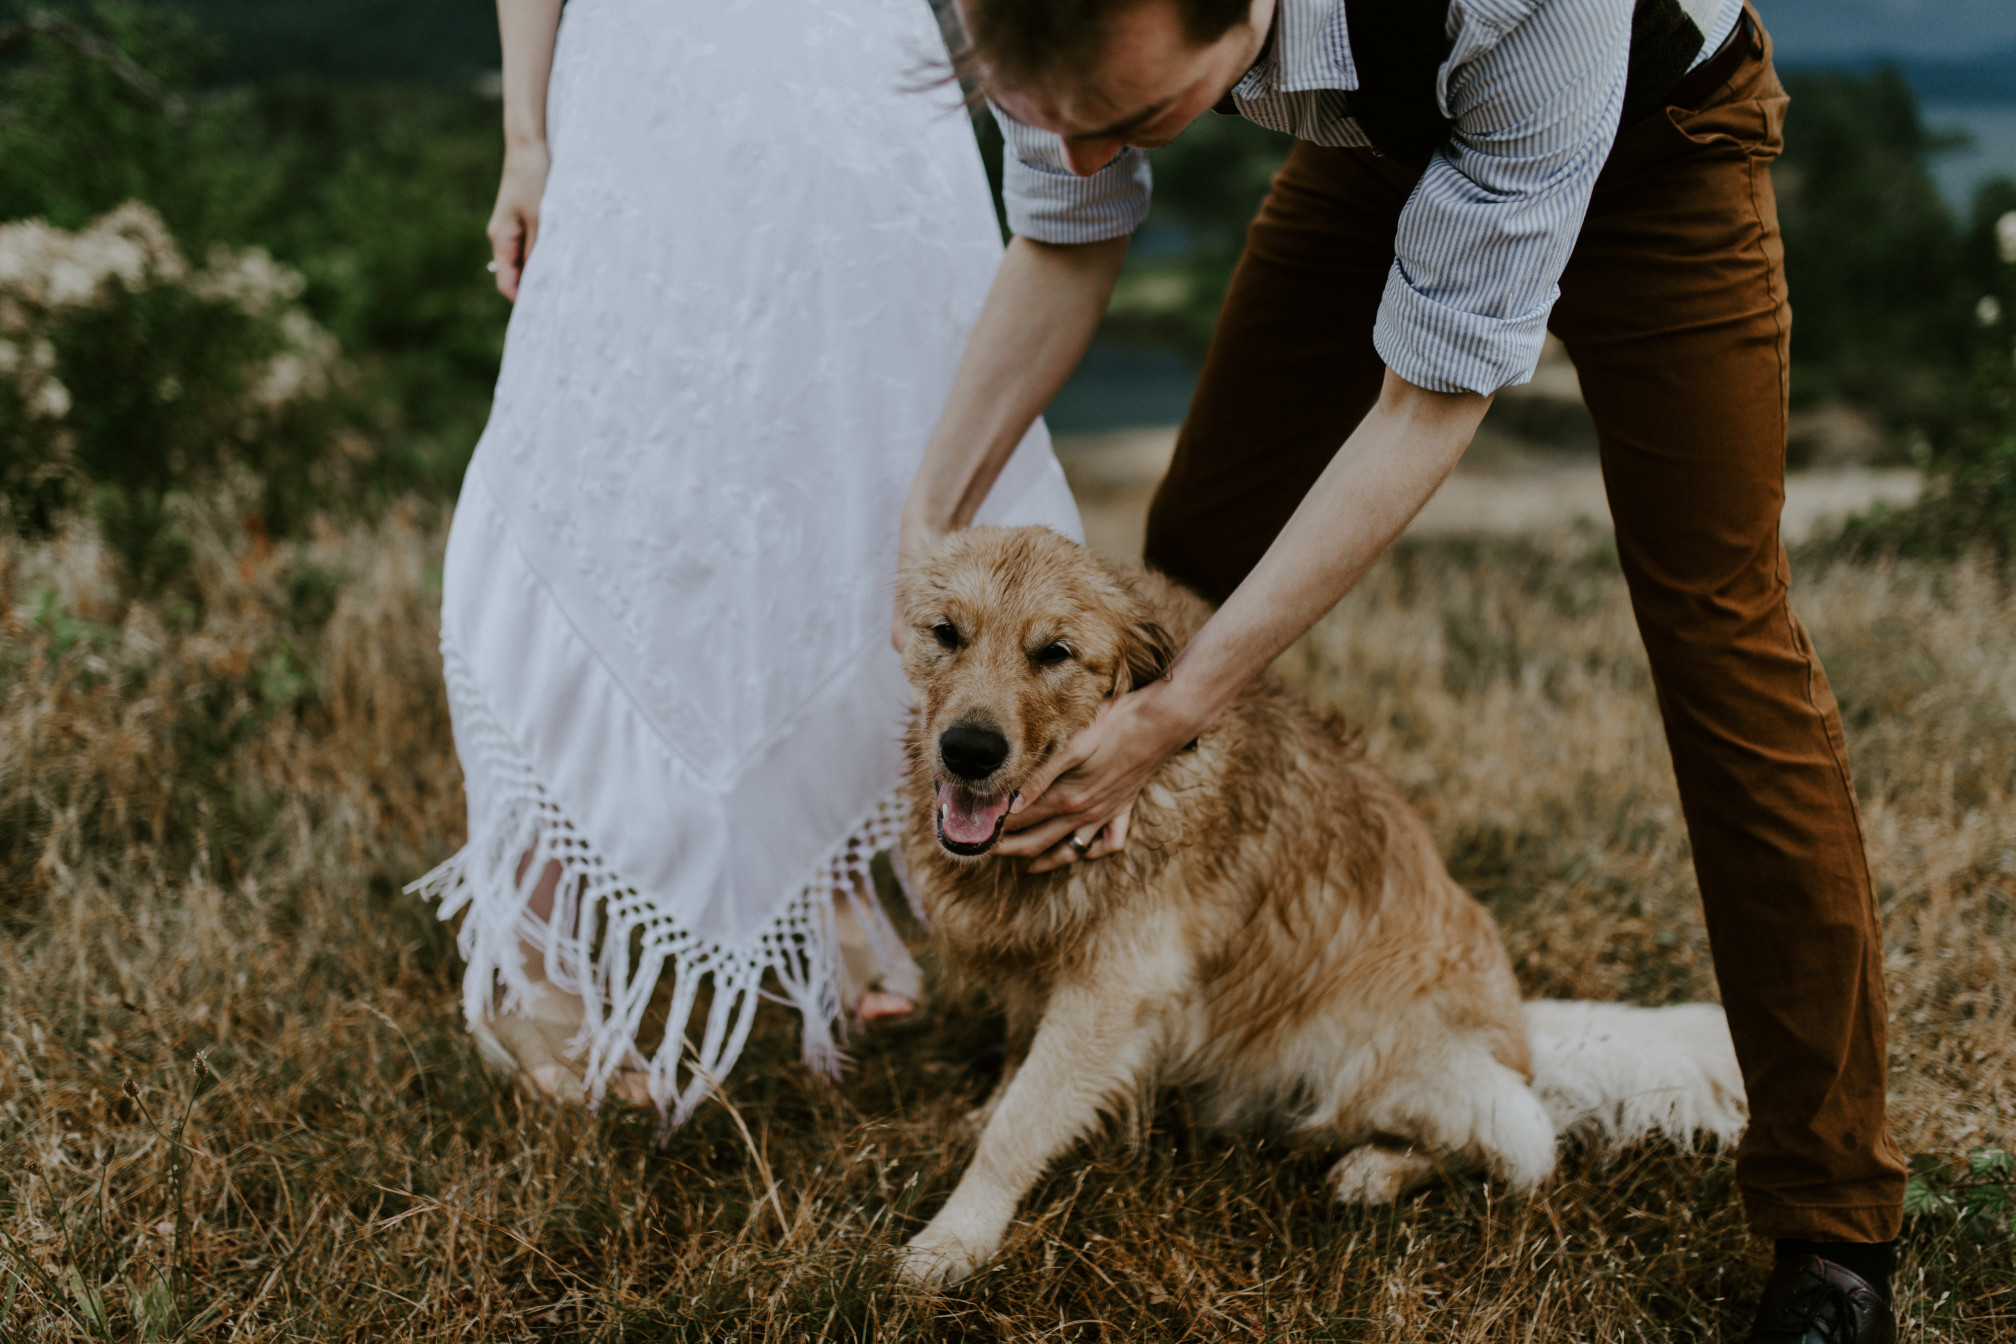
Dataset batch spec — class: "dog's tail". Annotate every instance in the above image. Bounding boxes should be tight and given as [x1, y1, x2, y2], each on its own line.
[1523, 1000, 1748, 1152]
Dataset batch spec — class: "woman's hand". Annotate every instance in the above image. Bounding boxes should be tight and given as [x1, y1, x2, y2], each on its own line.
[892, 512, 942, 651]
[995, 680, 1203, 872]
[487, 140, 551, 302]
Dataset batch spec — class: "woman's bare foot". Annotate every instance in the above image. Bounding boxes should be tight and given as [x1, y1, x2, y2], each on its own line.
[474, 853, 652, 1104]
[833, 886, 922, 1024]
[472, 973, 655, 1106]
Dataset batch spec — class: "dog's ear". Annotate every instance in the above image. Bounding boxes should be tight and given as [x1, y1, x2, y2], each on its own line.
[1112, 587, 1175, 695]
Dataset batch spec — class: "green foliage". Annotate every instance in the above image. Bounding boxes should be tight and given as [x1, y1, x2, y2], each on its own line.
[1775, 67, 1975, 423]
[0, 4, 279, 247]
[0, 2, 507, 590]
[1835, 194, 2016, 561]
[0, 201, 339, 590]
[1905, 1147, 2014, 1230]
[1101, 115, 1293, 360]
[276, 85, 509, 487]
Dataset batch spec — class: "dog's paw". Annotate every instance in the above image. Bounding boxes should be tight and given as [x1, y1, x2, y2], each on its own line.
[1328, 1145, 1439, 1205]
[897, 1219, 999, 1287]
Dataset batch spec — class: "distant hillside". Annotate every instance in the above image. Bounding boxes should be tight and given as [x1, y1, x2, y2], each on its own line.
[1882, 51, 2016, 104]
[1756, 0, 2016, 62]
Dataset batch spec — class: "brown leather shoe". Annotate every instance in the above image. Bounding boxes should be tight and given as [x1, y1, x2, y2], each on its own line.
[1744, 1256, 1895, 1344]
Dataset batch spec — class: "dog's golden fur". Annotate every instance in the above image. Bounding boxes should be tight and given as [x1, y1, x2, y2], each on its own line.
[893, 526, 1743, 1285]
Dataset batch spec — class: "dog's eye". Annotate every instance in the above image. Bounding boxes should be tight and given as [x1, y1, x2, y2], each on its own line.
[1030, 641, 1072, 667]
[931, 621, 961, 650]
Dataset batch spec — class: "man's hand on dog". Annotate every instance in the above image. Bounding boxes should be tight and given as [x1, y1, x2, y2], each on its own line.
[998, 686, 1198, 871]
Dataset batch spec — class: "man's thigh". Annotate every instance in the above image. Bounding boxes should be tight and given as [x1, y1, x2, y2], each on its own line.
[1144, 143, 1415, 603]
[1553, 65, 1797, 694]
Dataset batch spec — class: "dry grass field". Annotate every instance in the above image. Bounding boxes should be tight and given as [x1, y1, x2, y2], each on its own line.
[2, 500, 2013, 1342]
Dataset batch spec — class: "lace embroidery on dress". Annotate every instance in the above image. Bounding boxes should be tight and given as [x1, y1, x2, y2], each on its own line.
[408, 643, 922, 1125]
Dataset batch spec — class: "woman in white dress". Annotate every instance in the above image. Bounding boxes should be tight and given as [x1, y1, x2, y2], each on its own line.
[412, 0, 1081, 1121]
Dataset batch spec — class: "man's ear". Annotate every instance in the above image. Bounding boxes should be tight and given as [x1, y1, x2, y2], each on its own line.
[1111, 589, 1175, 695]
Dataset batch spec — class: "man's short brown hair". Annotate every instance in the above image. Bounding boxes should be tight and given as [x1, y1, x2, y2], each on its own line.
[954, 0, 1253, 92]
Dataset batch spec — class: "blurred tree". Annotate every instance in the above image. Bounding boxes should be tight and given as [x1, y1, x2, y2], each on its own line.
[1775, 67, 1973, 428]
[0, 3, 281, 246]
[1837, 192, 2016, 561]
[0, 2, 505, 537]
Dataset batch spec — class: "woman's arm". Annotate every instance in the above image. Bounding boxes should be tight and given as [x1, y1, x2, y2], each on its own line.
[1000, 368, 1491, 869]
[896, 233, 1130, 635]
[486, 0, 566, 301]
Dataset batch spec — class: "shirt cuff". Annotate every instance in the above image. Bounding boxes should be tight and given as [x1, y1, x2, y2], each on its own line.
[1001, 149, 1152, 244]
[1372, 261, 1554, 395]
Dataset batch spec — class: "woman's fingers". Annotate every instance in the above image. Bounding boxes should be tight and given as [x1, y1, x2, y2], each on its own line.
[1025, 836, 1083, 874]
[487, 213, 524, 300]
[993, 811, 1088, 859]
[1006, 740, 1090, 821]
[1088, 801, 1131, 857]
[1022, 803, 1129, 873]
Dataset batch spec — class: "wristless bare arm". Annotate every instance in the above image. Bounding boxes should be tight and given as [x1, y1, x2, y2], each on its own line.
[896, 233, 1130, 625]
[1002, 369, 1493, 867]
[487, 0, 565, 302]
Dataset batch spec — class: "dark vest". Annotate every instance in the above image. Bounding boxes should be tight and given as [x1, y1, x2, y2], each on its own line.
[1338, 0, 1709, 168]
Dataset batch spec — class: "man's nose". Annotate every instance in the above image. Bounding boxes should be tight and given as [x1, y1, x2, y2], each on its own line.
[1063, 138, 1124, 177]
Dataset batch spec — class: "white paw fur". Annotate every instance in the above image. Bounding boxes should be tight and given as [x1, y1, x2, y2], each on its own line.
[898, 1214, 1002, 1287]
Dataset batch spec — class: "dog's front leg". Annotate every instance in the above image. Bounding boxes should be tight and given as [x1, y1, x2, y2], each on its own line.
[964, 981, 1045, 1132]
[900, 981, 1161, 1286]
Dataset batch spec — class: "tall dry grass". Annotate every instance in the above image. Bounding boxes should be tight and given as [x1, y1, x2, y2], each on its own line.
[1, 509, 2011, 1341]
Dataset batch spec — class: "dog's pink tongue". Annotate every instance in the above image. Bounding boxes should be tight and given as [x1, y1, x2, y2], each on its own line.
[940, 784, 1012, 846]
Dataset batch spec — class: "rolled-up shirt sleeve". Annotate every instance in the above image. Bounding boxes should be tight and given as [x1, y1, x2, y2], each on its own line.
[1375, 0, 1629, 394]
[992, 102, 1153, 243]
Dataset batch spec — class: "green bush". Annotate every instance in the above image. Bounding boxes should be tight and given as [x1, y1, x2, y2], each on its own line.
[1775, 68, 1976, 429]
[1837, 204, 2016, 563]
[0, 4, 279, 249]
[0, 202, 337, 590]
[0, 2, 507, 570]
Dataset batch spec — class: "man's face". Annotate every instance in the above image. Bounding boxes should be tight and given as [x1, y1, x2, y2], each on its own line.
[979, 0, 1276, 177]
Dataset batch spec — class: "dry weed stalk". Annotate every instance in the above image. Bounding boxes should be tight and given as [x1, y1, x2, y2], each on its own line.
[0, 513, 2010, 1341]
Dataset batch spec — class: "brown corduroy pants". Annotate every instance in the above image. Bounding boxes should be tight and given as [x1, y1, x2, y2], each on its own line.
[1143, 11, 1905, 1242]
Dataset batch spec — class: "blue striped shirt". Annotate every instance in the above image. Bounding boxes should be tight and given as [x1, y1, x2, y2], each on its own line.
[995, 0, 1743, 394]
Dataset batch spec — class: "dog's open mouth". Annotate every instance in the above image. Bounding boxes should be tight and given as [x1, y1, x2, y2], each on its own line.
[935, 781, 1017, 857]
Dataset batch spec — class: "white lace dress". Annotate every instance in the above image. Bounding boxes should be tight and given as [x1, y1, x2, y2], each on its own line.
[412, 0, 1080, 1121]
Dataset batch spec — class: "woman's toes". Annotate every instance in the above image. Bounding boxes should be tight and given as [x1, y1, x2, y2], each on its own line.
[528, 1062, 587, 1102]
[856, 988, 916, 1023]
[606, 1069, 655, 1107]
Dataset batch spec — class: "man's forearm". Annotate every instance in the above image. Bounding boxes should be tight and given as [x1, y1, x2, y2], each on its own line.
[904, 234, 1129, 537]
[1161, 370, 1491, 727]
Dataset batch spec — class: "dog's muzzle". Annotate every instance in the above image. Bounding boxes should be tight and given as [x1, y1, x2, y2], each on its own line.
[935, 781, 1017, 857]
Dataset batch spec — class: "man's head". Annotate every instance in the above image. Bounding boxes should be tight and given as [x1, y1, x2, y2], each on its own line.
[956, 0, 1276, 176]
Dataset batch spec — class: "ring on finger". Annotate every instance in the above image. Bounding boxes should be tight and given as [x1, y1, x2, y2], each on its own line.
[1067, 831, 1094, 858]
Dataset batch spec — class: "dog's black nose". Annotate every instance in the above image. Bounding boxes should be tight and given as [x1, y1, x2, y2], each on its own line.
[939, 723, 1009, 782]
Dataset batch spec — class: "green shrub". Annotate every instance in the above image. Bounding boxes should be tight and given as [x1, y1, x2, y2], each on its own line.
[0, 201, 336, 591]
[1836, 204, 2016, 563]
[0, 3, 508, 554]
[0, 3, 280, 249]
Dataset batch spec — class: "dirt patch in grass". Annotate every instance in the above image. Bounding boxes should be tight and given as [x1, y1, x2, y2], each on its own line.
[1, 510, 2011, 1341]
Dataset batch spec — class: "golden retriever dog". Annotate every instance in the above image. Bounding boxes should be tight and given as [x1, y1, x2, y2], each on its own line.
[891, 526, 1746, 1287]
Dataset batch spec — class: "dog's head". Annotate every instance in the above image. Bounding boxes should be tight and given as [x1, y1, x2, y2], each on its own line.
[897, 526, 1174, 860]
